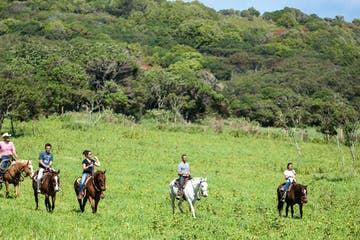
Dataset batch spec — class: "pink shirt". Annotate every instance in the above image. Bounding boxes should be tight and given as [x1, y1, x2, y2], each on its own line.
[0, 141, 15, 156]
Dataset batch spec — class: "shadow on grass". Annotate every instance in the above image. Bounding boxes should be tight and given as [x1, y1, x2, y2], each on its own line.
[312, 176, 346, 182]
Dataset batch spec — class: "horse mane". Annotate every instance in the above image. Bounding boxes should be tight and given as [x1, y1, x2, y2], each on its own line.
[12, 160, 32, 165]
[292, 182, 306, 190]
[192, 177, 207, 182]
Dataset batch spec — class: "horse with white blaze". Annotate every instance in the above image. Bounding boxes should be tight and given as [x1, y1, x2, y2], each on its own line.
[169, 177, 208, 218]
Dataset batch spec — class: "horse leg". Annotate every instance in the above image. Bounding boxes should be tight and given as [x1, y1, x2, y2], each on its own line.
[5, 182, 9, 198]
[285, 203, 289, 217]
[170, 193, 175, 215]
[51, 194, 56, 211]
[81, 197, 88, 212]
[88, 196, 95, 213]
[93, 198, 99, 213]
[178, 200, 184, 213]
[277, 201, 284, 217]
[291, 205, 294, 218]
[33, 181, 39, 210]
[187, 199, 196, 218]
[299, 204, 303, 218]
[45, 194, 50, 212]
[15, 184, 19, 198]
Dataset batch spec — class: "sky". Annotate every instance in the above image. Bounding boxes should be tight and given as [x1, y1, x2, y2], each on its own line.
[183, 0, 360, 22]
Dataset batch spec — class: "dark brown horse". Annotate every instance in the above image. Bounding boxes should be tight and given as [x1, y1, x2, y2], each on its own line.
[74, 170, 106, 213]
[32, 170, 61, 212]
[277, 182, 308, 218]
[0, 160, 34, 198]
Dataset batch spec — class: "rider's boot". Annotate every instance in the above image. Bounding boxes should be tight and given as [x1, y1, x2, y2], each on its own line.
[281, 192, 286, 202]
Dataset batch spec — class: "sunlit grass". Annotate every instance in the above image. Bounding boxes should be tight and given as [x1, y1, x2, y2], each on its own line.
[0, 114, 359, 239]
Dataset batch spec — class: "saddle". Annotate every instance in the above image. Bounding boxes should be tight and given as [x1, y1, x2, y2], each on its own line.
[174, 177, 191, 189]
[33, 169, 52, 181]
[0, 159, 13, 172]
[280, 182, 294, 192]
[76, 175, 92, 195]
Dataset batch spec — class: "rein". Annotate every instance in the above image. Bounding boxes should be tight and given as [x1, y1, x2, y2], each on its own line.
[91, 175, 102, 192]
[6, 164, 26, 182]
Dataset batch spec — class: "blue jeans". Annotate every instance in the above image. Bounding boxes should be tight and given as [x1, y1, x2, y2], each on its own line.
[178, 175, 190, 190]
[79, 173, 90, 194]
[283, 179, 292, 192]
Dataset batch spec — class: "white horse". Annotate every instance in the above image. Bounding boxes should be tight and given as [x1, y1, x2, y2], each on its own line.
[169, 177, 208, 218]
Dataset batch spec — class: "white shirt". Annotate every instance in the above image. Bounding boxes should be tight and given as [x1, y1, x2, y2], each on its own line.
[284, 169, 296, 182]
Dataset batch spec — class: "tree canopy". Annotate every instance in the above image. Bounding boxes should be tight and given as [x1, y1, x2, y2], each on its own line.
[0, 0, 359, 129]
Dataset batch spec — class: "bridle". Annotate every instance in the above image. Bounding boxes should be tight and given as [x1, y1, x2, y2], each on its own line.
[6, 162, 30, 182]
[92, 173, 104, 192]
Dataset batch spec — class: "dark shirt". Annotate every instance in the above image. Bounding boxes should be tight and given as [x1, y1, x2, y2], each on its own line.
[82, 159, 96, 174]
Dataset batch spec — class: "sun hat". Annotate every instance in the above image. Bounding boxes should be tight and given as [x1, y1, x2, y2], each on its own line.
[2, 133, 11, 138]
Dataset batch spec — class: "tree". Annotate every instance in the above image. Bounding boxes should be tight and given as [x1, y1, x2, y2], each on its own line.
[165, 93, 188, 127]
[177, 19, 224, 48]
[0, 78, 41, 132]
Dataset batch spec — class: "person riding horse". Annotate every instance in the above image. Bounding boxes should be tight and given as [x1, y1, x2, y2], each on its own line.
[77, 150, 101, 200]
[281, 162, 296, 202]
[176, 153, 191, 200]
[0, 133, 18, 182]
[36, 143, 56, 193]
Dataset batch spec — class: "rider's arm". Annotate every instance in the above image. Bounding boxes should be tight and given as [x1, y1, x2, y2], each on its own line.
[82, 163, 89, 171]
[94, 160, 100, 167]
[12, 145, 18, 159]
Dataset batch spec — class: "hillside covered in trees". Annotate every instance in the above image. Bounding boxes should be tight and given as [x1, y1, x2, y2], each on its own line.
[0, 0, 359, 134]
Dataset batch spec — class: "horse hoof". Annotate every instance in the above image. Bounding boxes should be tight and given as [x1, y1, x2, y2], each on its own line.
[100, 193, 105, 199]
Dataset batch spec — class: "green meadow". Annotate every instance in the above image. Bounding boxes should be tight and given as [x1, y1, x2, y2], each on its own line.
[0, 113, 359, 239]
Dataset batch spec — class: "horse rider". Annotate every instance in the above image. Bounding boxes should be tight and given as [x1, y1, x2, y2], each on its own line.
[281, 162, 296, 202]
[176, 153, 191, 200]
[77, 150, 101, 200]
[0, 133, 18, 182]
[36, 143, 56, 193]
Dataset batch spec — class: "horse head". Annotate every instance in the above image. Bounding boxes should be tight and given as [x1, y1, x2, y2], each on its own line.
[301, 185, 308, 203]
[18, 160, 35, 178]
[199, 178, 208, 198]
[51, 171, 61, 192]
[94, 171, 106, 192]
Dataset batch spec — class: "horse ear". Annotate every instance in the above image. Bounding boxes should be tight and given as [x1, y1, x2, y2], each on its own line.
[204, 177, 207, 182]
[57, 169, 60, 174]
[103, 170, 106, 174]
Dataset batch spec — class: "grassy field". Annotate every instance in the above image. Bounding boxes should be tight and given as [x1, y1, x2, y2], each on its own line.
[0, 113, 359, 239]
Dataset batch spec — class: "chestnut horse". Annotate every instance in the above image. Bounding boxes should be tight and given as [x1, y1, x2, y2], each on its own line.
[0, 160, 34, 198]
[74, 170, 106, 213]
[32, 170, 61, 212]
[277, 182, 308, 218]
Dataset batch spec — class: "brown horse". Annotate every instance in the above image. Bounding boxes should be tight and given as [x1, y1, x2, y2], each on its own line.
[74, 170, 106, 213]
[277, 182, 308, 218]
[0, 160, 34, 198]
[32, 170, 61, 212]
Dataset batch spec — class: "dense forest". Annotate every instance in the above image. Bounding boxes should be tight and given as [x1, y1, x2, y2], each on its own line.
[0, 0, 359, 134]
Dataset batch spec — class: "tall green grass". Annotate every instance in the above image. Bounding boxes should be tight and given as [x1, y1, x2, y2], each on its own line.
[0, 114, 359, 239]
